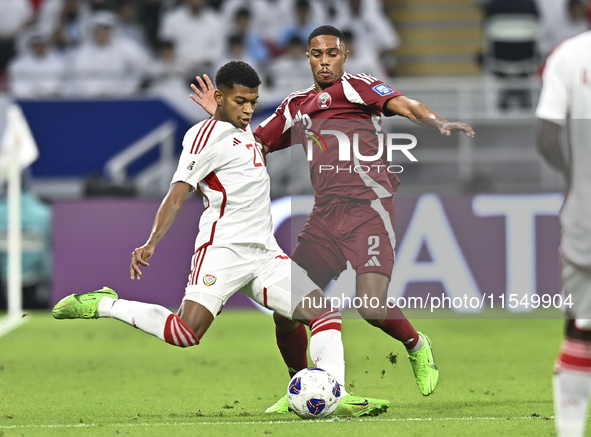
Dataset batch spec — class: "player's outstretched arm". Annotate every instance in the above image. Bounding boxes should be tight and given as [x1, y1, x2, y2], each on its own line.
[190, 75, 217, 116]
[386, 95, 475, 138]
[130, 182, 192, 280]
[537, 119, 570, 182]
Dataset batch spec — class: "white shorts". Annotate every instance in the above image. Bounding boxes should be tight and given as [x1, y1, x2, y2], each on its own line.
[562, 257, 591, 330]
[182, 245, 319, 319]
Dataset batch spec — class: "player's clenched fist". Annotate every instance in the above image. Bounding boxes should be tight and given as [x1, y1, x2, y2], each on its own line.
[130, 244, 154, 280]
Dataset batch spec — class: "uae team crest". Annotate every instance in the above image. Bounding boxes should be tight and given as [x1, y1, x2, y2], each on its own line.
[317, 92, 332, 109]
[203, 274, 216, 286]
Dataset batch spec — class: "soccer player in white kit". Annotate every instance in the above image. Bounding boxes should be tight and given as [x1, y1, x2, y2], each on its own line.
[536, 31, 591, 437]
[52, 61, 388, 417]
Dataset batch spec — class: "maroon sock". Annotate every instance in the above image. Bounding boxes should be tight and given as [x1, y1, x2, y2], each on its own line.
[380, 305, 420, 349]
[276, 324, 309, 377]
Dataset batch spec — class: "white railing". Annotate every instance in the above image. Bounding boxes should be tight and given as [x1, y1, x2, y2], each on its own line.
[105, 120, 176, 196]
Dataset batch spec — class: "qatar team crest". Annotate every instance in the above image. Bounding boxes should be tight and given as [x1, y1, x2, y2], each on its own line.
[317, 92, 332, 109]
[203, 274, 216, 286]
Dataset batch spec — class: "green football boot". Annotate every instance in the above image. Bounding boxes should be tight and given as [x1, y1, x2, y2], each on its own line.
[265, 394, 290, 413]
[264, 393, 389, 417]
[333, 394, 390, 418]
[52, 287, 118, 320]
[408, 332, 439, 396]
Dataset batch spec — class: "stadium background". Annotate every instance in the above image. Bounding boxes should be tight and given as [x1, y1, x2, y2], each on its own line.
[0, 1, 588, 435]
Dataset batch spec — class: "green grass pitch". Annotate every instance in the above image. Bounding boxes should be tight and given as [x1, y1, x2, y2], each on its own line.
[0, 310, 567, 436]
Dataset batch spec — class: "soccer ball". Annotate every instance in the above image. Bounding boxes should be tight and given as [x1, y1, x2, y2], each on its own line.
[287, 367, 341, 419]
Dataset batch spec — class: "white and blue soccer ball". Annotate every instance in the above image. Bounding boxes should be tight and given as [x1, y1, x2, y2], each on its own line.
[287, 367, 341, 419]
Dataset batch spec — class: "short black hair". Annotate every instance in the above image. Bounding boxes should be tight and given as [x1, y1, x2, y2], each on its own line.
[215, 61, 261, 89]
[307, 25, 345, 47]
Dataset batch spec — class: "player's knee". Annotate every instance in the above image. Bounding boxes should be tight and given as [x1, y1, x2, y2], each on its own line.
[566, 319, 591, 341]
[357, 305, 387, 326]
[274, 311, 301, 332]
[164, 314, 200, 347]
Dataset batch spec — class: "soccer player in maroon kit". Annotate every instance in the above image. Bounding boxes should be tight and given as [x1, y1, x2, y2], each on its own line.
[191, 25, 474, 412]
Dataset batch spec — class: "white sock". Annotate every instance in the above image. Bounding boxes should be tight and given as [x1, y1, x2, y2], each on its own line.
[554, 371, 591, 437]
[97, 297, 198, 347]
[309, 308, 347, 395]
[407, 335, 425, 354]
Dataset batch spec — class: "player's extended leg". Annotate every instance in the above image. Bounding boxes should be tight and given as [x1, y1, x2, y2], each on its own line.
[272, 239, 338, 378]
[261, 259, 389, 418]
[554, 319, 591, 437]
[554, 259, 591, 437]
[274, 286, 389, 418]
[52, 287, 206, 347]
[291, 289, 345, 387]
[356, 272, 439, 396]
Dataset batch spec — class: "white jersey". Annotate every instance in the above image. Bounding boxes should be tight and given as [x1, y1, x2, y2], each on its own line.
[536, 31, 591, 268]
[171, 118, 281, 253]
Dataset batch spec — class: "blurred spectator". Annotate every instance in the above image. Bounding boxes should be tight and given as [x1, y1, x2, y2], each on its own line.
[277, 0, 320, 48]
[268, 35, 311, 92]
[536, 0, 590, 60]
[137, 0, 165, 50]
[38, 0, 91, 51]
[88, 0, 115, 11]
[148, 39, 189, 90]
[114, 0, 149, 49]
[68, 11, 150, 97]
[342, 29, 387, 79]
[0, 0, 34, 74]
[222, 0, 283, 41]
[278, 0, 327, 26]
[159, 0, 224, 77]
[332, 0, 399, 73]
[230, 7, 270, 65]
[8, 29, 66, 98]
[218, 33, 259, 70]
[147, 40, 211, 121]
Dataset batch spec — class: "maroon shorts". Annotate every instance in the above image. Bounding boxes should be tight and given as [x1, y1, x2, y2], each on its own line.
[297, 197, 396, 279]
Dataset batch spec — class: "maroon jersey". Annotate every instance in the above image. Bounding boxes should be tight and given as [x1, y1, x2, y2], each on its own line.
[254, 73, 403, 204]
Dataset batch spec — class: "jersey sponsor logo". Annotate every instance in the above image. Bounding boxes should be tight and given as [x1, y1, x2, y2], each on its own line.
[203, 274, 216, 286]
[187, 160, 195, 170]
[317, 92, 332, 109]
[372, 83, 395, 96]
[232, 137, 241, 146]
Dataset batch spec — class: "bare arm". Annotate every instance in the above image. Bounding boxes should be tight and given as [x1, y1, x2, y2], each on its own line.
[386, 95, 475, 137]
[130, 181, 192, 280]
[538, 119, 570, 182]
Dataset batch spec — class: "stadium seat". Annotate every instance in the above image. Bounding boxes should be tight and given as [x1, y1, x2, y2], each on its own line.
[482, 14, 540, 112]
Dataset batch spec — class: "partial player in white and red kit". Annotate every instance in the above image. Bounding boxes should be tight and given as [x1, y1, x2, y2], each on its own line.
[53, 61, 389, 417]
[190, 26, 474, 409]
[536, 31, 591, 437]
